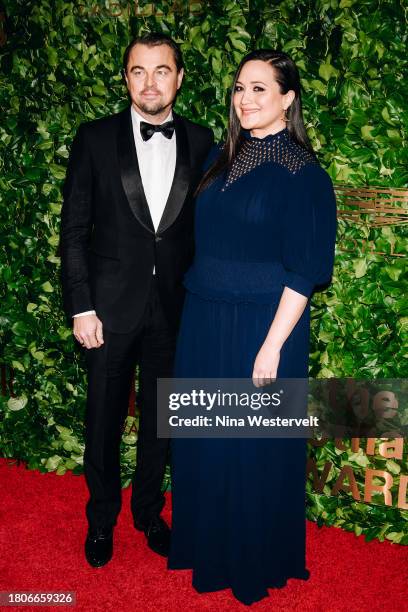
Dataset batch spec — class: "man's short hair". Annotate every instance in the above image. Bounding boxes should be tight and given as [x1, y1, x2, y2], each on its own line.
[122, 32, 184, 75]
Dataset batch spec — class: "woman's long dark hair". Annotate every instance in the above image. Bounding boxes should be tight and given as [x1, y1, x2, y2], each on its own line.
[196, 49, 314, 195]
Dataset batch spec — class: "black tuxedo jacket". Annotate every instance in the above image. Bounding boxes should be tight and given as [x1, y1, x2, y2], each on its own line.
[59, 105, 214, 333]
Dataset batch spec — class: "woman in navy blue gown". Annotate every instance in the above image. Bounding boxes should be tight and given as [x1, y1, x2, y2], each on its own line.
[167, 50, 337, 605]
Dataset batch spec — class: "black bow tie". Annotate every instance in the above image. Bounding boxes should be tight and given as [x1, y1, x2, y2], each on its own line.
[140, 120, 175, 141]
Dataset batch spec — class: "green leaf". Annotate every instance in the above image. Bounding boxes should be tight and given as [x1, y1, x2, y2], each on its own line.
[228, 34, 247, 52]
[12, 360, 25, 372]
[381, 106, 395, 125]
[385, 532, 403, 543]
[319, 61, 339, 82]
[41, 281, 54, 292]
[354, 524, 363, 536]
[7, 396, 28, 411]
[353, 259, 368, 278]
[310, 79, 327, 95]
[361, 125, 375, 140]
[30, 348, 45, 361]
[46, 47, 58, 68]
[49, 164, 66, 180]
[212, 56, 222, 75]
[44, 455, 62, 471]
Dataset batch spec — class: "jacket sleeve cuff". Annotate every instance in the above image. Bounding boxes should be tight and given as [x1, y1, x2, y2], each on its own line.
[63, 285, 94, 319]
[282, 270, 314, 298]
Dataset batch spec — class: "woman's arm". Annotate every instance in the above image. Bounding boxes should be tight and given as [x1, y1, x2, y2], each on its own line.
[252, 163, 337, 386]
[252, 288, 307, 386]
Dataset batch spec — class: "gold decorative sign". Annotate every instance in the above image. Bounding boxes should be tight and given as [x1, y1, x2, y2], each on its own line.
[308, 437, 407, 510]
[335, 185, 408, 227]
[335, 184, 408, 258]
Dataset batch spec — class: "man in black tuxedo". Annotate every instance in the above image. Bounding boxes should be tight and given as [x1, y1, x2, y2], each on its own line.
[60, 32, 213, 568]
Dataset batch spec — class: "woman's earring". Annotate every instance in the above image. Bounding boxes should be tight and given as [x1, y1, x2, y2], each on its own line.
[282, 108, 290, 122]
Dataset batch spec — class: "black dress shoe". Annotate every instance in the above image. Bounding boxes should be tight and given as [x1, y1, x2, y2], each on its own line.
[84, 526, 113, 568]
[135, 516, 170, 557]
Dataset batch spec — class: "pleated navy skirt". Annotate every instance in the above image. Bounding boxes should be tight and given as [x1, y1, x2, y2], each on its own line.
[167, 290, 311, 606]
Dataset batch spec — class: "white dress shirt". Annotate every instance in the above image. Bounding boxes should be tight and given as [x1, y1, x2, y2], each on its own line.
[73, 105, 177, 318]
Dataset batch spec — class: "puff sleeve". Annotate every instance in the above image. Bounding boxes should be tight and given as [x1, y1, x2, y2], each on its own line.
[281, 163, 337, 298]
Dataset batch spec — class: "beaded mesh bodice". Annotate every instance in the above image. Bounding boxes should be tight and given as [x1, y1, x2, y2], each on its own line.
[221, 128, 317, 191]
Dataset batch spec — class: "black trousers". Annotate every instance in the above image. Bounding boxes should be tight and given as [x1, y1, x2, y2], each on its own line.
[82, 276, 177, 530]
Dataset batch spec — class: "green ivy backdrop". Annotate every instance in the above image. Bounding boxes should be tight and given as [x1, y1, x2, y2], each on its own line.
[0, 0, 407, 544]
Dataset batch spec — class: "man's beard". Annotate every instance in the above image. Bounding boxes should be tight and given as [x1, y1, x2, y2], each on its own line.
[137, 96, 173, 116]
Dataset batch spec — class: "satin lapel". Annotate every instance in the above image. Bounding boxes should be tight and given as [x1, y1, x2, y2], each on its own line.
[157, 111, 191, 234]
[117, 105, 155, 234]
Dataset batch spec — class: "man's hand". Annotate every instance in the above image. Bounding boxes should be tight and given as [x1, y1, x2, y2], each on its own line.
[73, 314, 104, 349]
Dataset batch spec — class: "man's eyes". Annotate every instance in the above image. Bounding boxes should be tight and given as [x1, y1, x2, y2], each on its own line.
[132, 70, 169, 77]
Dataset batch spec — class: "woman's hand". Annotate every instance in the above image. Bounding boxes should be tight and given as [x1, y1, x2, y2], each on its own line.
[252, 343, 281, 387]
[251, 287, 307, 387]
